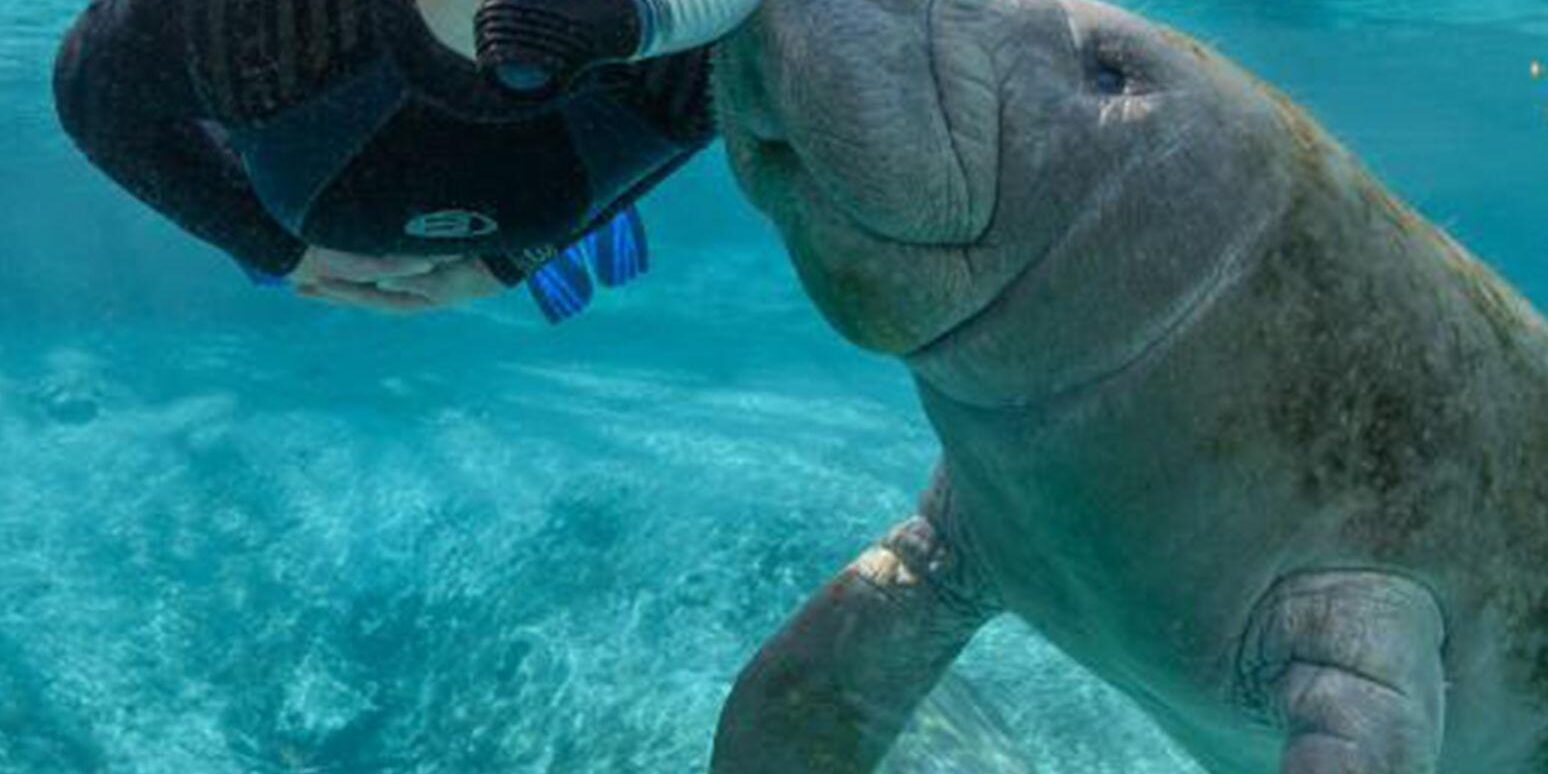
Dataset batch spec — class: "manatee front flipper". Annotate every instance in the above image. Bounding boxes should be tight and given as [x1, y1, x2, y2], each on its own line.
[712, 473, 1001, 773]
[1236, 570, 1448, 774]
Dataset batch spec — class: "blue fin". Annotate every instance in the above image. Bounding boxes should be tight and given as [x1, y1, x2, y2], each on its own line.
[584, 207, 650, 288]
[527, 248, 595, 324]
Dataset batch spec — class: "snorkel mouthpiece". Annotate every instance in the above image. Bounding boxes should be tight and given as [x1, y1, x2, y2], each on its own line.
[474, 0, 645, 94]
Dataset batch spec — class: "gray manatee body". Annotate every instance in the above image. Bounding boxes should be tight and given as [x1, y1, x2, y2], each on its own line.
[709, 0, 1548, 771]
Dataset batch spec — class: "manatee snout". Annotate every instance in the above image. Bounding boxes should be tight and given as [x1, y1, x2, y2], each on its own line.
[715, 0, 1086, 354]
[716, 0, 1295, 403]
[716, 0, 1028, 242]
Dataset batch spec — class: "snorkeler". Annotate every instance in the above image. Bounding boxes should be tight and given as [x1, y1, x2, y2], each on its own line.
[53, 0, 751, 322]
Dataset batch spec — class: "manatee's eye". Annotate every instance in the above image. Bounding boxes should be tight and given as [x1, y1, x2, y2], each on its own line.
[1094, 62, 1128, 95]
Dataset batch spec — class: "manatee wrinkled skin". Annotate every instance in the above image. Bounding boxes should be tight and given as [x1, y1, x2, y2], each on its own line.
[709, 0, 1548, 771]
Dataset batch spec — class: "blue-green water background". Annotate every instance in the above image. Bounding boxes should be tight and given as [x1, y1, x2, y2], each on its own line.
[1, 2, 1545, 771]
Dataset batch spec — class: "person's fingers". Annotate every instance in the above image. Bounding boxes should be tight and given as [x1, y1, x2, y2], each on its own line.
[376, 266, 456, 300]
[304, 278, 437, 314]
[378, 258, 502, 305]
[316, 249, 435, 282]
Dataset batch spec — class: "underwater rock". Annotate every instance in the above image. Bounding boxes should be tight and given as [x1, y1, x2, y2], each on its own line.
[29, 348, 109, 426]
[40, 389, 98, 425]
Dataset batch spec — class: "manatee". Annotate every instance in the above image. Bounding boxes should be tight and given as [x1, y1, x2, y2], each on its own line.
[708, 0, 1548, 771]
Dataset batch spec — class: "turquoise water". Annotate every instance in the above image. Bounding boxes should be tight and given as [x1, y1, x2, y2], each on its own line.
[1, 1, 1545, 771]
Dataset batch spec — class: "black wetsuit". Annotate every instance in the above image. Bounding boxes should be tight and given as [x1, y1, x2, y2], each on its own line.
[53, 0, 714, 285]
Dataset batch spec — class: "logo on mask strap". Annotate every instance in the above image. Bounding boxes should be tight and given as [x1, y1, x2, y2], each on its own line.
[512, 245, 558, 273]
[405, 210, 500, 240]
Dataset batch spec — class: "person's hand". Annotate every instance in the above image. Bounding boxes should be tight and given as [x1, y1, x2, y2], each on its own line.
[291, 248, 505, 313]
[290, 246, 440, 314]
[375, 256, 506, 307]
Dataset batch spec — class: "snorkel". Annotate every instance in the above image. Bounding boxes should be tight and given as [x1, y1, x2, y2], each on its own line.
[474, 0, 760, 92]
[475, 0, 644, 92]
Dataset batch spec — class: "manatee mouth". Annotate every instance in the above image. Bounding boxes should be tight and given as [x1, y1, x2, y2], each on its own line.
[746, 137, 1048, 360]
[721, 0, 1007, 248]
[738, 113, 999, 250]
[728, 111, 1043, 355]
[908, 241, 1052, 357]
